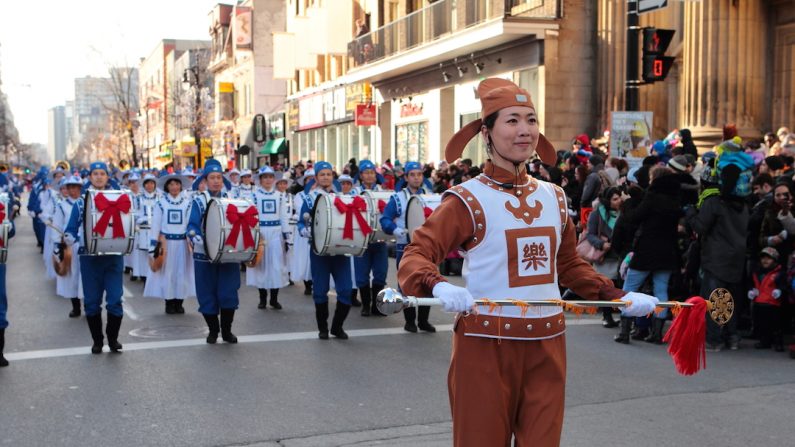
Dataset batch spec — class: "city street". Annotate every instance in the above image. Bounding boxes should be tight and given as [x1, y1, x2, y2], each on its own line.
[0, 216, 792, 446]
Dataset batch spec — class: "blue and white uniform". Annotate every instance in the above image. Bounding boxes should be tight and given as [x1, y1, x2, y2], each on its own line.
[53, 193, 82, 299]
[246, 183, 290, 290]
[133, 183, 159, 279]
[39, 183, 60, 280]
[143, 190, 196, 301]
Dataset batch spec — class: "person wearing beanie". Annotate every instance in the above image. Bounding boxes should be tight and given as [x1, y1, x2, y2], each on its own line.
[686, 162, 749, 351]
[397, 78, 656, 445]
[760, 155, 784, 177]
[62, 162, 128, 354]
[748, 247, 786, 352]
[579, 153, 609, 224]
[186, 159, 242, 344]
[668, 155, 699, 206]
[53, 176, 85, 319]
[352, 160, 389, 317]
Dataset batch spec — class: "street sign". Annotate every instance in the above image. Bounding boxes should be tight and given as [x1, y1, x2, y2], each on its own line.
[638, 0, 668, 15]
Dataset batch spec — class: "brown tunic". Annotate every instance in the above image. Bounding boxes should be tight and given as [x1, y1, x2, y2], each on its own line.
[397, 162, 626, 302]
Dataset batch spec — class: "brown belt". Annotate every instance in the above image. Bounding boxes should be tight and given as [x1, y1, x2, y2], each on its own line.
[458, 312, 566, 340]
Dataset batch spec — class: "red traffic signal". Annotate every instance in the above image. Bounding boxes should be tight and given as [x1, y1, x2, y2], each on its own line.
[642, 28, 675, 82]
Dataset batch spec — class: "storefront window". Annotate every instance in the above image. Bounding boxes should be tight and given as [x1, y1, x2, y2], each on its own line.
[395, 121, 427, 163]
[459, 112, 487, 167]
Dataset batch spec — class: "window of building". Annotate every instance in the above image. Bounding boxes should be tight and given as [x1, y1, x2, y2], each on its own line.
[395, 121, 427, 163]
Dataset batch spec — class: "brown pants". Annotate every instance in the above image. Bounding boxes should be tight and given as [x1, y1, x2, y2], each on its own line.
[448, 316, 567, 446]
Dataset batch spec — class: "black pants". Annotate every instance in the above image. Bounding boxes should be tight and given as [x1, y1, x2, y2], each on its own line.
[752, 303, 783, 345]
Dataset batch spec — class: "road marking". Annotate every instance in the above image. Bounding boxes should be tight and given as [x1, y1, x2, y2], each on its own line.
[121, 285, 140, 321]
[3, 319, 601, 362]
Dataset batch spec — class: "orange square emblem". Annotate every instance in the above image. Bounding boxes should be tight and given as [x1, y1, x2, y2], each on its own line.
[505, 227, 557, 287]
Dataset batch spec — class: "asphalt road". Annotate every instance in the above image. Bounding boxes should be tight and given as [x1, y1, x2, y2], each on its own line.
[1, 213, 793, 447]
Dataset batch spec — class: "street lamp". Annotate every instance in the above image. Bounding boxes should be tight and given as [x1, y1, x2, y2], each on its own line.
[183, 66, 201, 168]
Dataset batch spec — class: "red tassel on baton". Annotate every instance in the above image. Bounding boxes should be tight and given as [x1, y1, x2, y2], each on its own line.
[663, 296, 708, 376]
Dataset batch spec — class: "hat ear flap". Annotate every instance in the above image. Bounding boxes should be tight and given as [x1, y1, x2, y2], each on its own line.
[536, 134, 557, 165]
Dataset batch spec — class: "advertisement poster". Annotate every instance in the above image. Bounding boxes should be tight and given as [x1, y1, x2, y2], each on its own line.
[610, 111, 653, 169]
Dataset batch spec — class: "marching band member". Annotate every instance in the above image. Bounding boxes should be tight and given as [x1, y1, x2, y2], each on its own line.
[143, 173, 196, 314]
[53, 175, 84, 318]
[380, 161, 435, 332]
[235, 169, 255, 202]
[0, 173, 16, 367]
[123, 173, 141, 277]
[63, 162, 128, 354]
[353, 160, 388, 316]
[40, 174, 65, 280]
[297, 162, 353, 340]
[275, 173, 295, 285]
[247, 166, 290, 310]
[398, 78, 658, 446]
[187, 159, 241, 344]
[338, 175, 360, 308]
[226, 168, 241, 198]
[27, 167, 48, 252]
[132, 174, 159, 282]
[291, 169, 314, 296]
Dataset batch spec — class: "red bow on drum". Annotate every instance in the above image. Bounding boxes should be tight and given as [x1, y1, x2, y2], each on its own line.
[378, 200, 387, 214]
[424, 207, 433, 218]
[334, 196, 372, 240]
[225, 204, 258, 249]
[93, 193, 131, 239]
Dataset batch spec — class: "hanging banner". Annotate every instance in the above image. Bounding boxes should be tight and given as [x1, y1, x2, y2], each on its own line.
[235, 7, 253, 49]
[355, 104, 377, 126]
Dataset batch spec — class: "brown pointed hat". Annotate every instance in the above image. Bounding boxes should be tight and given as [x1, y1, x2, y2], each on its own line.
[444, 78, 556, 165]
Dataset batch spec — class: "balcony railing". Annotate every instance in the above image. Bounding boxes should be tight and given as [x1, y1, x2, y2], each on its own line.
[347, 0, 560, 69]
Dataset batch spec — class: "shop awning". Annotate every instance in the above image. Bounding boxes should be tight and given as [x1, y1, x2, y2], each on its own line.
[259, 138, 286, 155]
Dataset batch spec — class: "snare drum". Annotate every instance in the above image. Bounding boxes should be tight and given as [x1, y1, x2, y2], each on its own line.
[82, 190, 136, 255]
[203, 198, 260, 263]
[0, 193, 9, 264]
[311, 193, 376, 256]
[361, 190, 395, 243]
[405, 194, 443, 242]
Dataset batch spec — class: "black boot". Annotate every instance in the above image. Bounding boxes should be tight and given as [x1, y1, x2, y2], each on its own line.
[203, 313, 220, 344]
[0, 329, 8, 367]
[220, 309, 238, 343]
[69, 298, 81, 318]
[269, 288, 282, 310]
[303, 280, 313, 296]
[106, 314, 123, 353]
[630, 318, 650, 340]
[350, 288, 361, 307]
[614, 317, 632, 344]
[359, 285, 372, 316]
[86, 314, 104, 354]
[602, 308, 618, 328]
[403, 307, 418, 332]
[370, 283, 387, 317]
[258, 289, 268, 309]
[644, 317, 665, 344]
[417, 306, 436, 333]
[165, 300, 175, 314]
[330, 302, 351, 340]
[174, 299, 185, 314]
[315, 302, 329, 339]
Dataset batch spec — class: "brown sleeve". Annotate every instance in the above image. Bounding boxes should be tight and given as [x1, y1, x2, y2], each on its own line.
[557, 216, 627, 301]
[398, 195, 473, 297]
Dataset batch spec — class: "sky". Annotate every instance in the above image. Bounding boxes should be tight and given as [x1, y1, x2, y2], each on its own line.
[0, 0, 223, 144]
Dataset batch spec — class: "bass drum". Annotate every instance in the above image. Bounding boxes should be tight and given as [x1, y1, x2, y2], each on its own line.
[202, 198, 260, 264]
[405, 194, 443, 243]
[311, 193, 375, 256]
[82, 190, 136, 255]
[361, 190, 395, 243]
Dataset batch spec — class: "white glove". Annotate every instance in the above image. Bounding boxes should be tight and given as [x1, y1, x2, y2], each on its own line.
[620, 292, 659, 317]
[300, 227, 310, 238]
[772, 289, 782, 300]
[432, 282, 475, 313]
[136, 216, 148, 225]
[191, 235, 204, 246]
[393, 227, 407, 238]
[747, 288, 759, 300]
[63, 234, 76, 246]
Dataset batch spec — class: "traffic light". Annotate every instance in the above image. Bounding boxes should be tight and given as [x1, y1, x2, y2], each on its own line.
[642, 28, 675, 83]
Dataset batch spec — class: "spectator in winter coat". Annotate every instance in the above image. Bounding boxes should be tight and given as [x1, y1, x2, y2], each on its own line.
[686, 163, 750, 351]
[580, 154, 607, 225]
[668, 155, 699, 206]
[679, 129, 698, 159]
[586, 186, 624, 328]
[747, 247, 786, 352]
[614, 167, 682, 344]
[759, 182, 795, 262]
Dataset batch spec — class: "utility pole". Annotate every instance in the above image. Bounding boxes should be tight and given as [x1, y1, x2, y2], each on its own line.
[625, 0, 640, 111]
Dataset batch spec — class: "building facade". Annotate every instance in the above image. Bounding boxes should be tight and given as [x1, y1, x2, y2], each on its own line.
[47, 105, 66, 164]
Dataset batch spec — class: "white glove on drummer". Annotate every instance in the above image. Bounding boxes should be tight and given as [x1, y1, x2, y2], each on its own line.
[432, 282, 475, 313]
[300, 227, 310, 238]
[747, 288, 759, 300]
[191, 235, 204, 247]
[620, 292, 659, 317]
[393, 227, 407, 238]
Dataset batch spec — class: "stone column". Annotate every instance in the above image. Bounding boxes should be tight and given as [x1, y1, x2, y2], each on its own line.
[680, 0, 767, 146]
